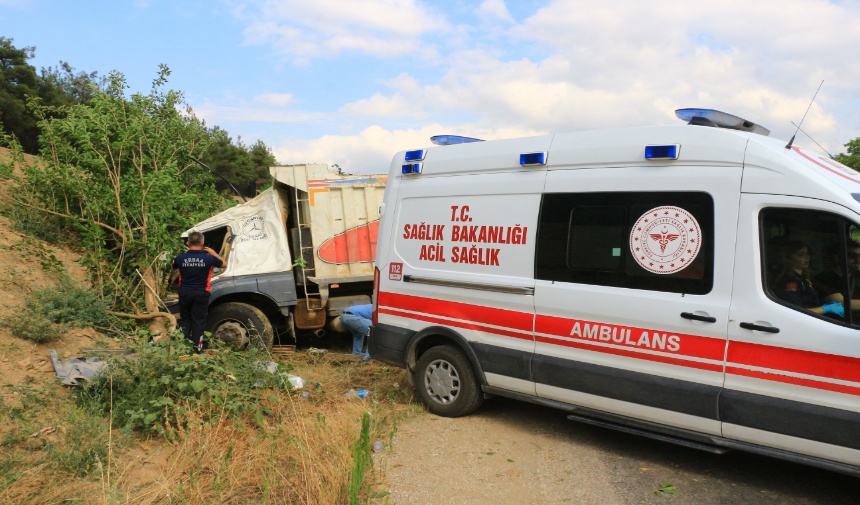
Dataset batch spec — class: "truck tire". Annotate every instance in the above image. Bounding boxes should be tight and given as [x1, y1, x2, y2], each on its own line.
[414, 345, 483, 417]
[206, 302, 274, 351]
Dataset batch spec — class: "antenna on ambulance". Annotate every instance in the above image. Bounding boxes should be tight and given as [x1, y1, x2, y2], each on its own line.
[785, 80, 824, 150]
[790, 121, 835, 159]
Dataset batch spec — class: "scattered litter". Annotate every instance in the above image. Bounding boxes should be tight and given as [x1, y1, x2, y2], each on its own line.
[302, 391, 310, 398]
[344, 388, 370, 399]
[30, 427, 55, 438]
[49, 349, 115, 386]
[261, 361, 304, 389]
[372, 441, 384, 453]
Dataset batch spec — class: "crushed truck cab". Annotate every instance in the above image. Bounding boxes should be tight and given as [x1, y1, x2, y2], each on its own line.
[178, 164, 386, 348]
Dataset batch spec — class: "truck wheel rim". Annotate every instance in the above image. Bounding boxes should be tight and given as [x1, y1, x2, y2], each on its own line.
[214, 321, 250, 348]
[423, 359, 460, 405]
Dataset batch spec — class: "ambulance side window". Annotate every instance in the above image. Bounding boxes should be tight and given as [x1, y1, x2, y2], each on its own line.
[761, 208, 860, 325]
[535, 192, 714, 294]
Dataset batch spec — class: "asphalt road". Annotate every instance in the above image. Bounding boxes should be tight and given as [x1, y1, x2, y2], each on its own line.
[381, 396, 857, 505]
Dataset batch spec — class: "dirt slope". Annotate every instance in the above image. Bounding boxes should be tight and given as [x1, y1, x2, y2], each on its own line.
[0, 146, 104, 386]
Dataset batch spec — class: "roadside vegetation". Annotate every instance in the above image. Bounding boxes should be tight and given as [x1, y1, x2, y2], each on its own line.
[0, 37, 419, 504]
[1, 344, 417, 503]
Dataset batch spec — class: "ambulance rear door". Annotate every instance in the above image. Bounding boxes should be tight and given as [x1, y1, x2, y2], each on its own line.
[377, 136, 550, 397]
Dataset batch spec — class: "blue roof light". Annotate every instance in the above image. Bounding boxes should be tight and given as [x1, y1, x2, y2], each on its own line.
[520, 152, 547, 166]
[430, 135, 484, 146]
[645, 145, 680, 160]
[404, 149, 426, 161]
[402, 163, 422, 175]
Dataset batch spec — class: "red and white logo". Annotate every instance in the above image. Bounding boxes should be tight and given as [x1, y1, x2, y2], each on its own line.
[630, 206, 701, 274]
[389, 262, 403, 281]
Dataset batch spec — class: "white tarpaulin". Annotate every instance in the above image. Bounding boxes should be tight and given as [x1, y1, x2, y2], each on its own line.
[185, 188, 292, 278]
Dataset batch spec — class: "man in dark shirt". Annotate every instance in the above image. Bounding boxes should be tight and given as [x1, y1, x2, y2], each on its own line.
[815, 240, 860, 312]
[172, 231, 225, 352]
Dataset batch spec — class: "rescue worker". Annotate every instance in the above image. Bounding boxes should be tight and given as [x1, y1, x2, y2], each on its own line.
[172, 231, 225, 352]
[815, 240, 860, 315]
[336, 304, 372, 361]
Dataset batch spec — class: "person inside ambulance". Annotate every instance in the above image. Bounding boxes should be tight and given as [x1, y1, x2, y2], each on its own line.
[815, 240, 860, 314]
[770, 240, 844, 318]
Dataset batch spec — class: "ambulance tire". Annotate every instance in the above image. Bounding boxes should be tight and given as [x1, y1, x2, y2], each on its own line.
[206, 302, 274, 351]
[414, 345, 483, 417]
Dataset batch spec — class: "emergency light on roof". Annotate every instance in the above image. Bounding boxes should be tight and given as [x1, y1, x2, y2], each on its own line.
[402, 163, 422, 175]
[645, 145, 680, 160]
[675, 108, 771, 136]
[520, 152, 547, 166]
[430, 135, 484, 146]
[404, 149, 426, 161]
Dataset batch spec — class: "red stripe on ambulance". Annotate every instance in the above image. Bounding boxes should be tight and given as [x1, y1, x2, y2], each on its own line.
[726, 366, 860, 397]
[379, 291, 533, 332]
[727, 341, 860, 384]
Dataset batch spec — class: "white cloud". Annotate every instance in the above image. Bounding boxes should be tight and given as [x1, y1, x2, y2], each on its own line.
[476, 0, 514, 23]
[233, 0, 451, 62]
[254, 93, 294, 107]
[272, 121, 544, 173]
[223, 0, 860, 167]
[195, 102, 322, 124]
[339, 93, 414, 118]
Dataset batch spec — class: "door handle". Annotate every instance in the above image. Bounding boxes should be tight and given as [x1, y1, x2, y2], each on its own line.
[680, 312, 717, 323]
[739, 322, 780, 333]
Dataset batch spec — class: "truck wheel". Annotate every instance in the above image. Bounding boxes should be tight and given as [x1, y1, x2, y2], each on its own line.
[206, 303, 274, 351]
[414, 345, 483, 417]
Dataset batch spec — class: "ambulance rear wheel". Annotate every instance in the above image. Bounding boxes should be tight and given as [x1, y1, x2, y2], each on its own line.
[206, 302, 274, 351]
[414, 345, 483, 417]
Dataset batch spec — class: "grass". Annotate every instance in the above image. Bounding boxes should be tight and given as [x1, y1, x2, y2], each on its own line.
[0, 349, 420, 504]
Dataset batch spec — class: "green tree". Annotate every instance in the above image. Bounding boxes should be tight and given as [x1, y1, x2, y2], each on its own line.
[0, 37, 39, 153]
[6, 65, 229, 333]
[836, 138, 860, 172]
[201, 128, 276, 198]
[37, 61, 106, 109]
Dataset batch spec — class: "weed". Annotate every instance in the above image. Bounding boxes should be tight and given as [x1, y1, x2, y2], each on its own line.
[75, 334, 294, 438]
[348, 412, 373, 504]
[654, 482, 679, 496]
[1, 277, 111, 343]
[47, 406, 111, 478]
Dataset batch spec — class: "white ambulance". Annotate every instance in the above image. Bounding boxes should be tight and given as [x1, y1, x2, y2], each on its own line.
[369, 109, 860, 476]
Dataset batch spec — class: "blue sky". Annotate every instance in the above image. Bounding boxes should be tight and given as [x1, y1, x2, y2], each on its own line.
[2, 0, 859, 173]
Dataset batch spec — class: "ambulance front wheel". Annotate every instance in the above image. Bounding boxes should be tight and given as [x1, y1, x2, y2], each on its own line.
[206, 302, 274, 351]
[414, 345, 483, 417]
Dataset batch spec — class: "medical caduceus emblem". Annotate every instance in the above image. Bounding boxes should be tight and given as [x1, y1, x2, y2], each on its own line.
[650, 227, 680, 253]
[630, 206, 701, 274]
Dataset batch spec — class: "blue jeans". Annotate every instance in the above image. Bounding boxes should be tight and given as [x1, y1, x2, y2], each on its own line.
[341, 312, 371, 357]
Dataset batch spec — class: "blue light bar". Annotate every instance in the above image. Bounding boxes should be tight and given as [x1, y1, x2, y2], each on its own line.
[404, 149, 426, 161]
[430, 135, 484, 146]
[645, 145, 680, 160]
[520, 152, 547, 166]
[402, 163, 422, 175]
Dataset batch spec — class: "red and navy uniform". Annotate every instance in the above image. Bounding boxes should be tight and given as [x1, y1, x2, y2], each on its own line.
[172, 250, 224, 346]
[773, 270, 819, 308]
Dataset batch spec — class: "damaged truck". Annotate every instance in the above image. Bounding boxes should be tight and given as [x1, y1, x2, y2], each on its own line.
[170, 164, 387, 349]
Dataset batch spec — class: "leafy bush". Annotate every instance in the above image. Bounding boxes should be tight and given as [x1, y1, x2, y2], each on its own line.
[2, 278, 110, 343]
[76, 336, 294, 438]
[2, 280, 103, 342]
